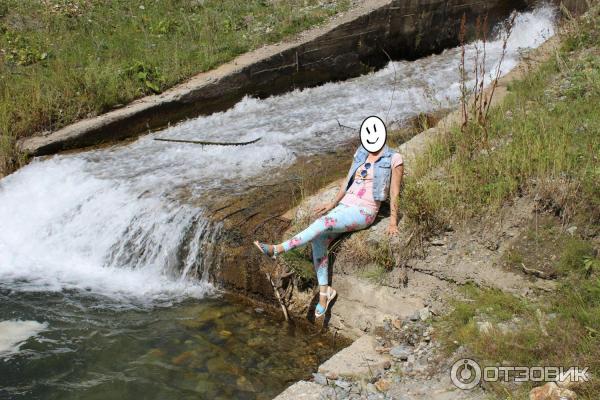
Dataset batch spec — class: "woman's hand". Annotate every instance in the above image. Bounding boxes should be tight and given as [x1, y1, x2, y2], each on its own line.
[313, 202, 335, 216]
[386, 223, 399, 236]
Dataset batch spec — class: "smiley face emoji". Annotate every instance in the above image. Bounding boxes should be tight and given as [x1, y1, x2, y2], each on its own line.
[359, 116, 387, 153]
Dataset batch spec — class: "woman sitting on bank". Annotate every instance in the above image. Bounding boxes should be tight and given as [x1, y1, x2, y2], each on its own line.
[254, 116, 404, 318]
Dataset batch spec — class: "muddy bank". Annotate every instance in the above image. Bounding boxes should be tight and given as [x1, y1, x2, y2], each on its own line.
[20, 0, 527, 156]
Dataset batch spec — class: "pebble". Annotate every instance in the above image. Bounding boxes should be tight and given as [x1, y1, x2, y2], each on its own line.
[312, 372, 327, 386]
[325, 371, 339, 380]
[477, 320, 493, 334]
[374, 378, 391, 392]
[360, 319, 372, 332]
[335, 387, 348, 397]
[335, 379, 352, 390]
[383, 319, 392, 332]
[419, 308, 431, 321]
[390, 344, 412, 361]
[366, 383, 378, 394]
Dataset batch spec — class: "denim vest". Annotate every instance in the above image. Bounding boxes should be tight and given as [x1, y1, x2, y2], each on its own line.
[344, 145, 396, 201]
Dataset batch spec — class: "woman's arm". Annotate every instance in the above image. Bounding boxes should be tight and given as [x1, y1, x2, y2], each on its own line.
[314, 179, 347, 216]
[387, 164, 404, 235]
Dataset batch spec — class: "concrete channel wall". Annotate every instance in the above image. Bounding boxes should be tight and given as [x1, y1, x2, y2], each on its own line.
[20, 0, 529, 156]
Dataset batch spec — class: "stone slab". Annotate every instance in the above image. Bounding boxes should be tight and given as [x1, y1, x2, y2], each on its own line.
[273, 381, 328, 400]
[318, 335, 391, 378]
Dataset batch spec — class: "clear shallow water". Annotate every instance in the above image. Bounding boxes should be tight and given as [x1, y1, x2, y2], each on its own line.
[0, 7, 555, 399]
[0, 290, 342, 400]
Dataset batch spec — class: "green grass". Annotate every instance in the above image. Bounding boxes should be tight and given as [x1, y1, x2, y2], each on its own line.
[435, 229, 600, 398]
[423, 7, 600, 399]
[0, 0, 349, 175]
[401, 8, 599, 233]
[279, 247, 317, 288]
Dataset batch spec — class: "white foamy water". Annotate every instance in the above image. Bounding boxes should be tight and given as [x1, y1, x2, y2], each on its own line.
[0, 7, 555, 304]
[0, 320, 47, 358]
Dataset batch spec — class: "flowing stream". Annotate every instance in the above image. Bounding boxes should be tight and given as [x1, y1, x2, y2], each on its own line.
[0, 7, 555, 400]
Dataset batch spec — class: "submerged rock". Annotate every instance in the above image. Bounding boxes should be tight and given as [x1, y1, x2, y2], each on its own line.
[236, 375, 257, 392]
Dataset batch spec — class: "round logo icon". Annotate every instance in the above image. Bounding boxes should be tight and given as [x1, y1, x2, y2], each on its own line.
[450, 358, 482, 390]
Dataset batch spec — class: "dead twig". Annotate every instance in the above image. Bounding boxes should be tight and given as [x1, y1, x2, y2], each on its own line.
[335, 118, 357, 132]
[380, 45, 398, 125]
[154, 137, 262, 146]
[520, 263, 556, 280]
[483, 12, 517, 120]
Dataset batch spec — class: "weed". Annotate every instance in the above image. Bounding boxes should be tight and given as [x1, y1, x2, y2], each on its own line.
[279, 248, 317, 289]
[123, 61, 165, 94]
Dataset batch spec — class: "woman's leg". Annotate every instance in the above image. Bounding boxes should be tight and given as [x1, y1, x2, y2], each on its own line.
[311, 232, 339, 311]
[277, 204, 374, 253]
[255, 205, 375, 314]
[311, 232, 340, 286]
[254, 205, 375, 259]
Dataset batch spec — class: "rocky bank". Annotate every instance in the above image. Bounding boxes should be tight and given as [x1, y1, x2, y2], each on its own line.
[271, 23, 587, 399]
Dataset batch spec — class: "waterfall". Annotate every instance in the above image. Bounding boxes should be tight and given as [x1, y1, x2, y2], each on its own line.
[0, 6, 556, 307]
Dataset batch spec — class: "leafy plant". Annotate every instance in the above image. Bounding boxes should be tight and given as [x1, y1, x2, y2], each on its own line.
[149, 18, 179, 35]
[123, 61, 164, 94]
[3, 33, 49, 66]
[583, 256, 600, 277]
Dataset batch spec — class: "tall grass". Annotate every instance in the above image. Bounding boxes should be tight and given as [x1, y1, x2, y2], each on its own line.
[426, 7, 600, 398]
[402, 7, 599, 234]
[0, 0, 349, 176]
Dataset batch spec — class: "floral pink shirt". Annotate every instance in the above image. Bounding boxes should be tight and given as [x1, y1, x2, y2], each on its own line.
[340, 153, 403, 213]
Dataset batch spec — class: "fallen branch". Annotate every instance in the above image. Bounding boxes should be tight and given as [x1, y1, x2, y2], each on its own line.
[520, 263, 556, 280]
[154, 137, 262, 146]
[219, 207, 248, 222]
[266, 272, 290, 321]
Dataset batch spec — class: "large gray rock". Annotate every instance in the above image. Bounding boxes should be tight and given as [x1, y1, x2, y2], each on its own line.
[318, 335, 391, 378]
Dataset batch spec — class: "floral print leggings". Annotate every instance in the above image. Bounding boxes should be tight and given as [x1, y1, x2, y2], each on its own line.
[280, 204, 376, 285]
